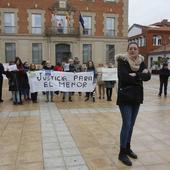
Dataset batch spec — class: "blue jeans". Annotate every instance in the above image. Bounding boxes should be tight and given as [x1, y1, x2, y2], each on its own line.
[119, 104, 140, 148]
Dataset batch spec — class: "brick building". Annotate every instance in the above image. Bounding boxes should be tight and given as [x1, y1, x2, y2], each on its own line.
[128, 19, 170, 68]
[0, 0, 128, 66]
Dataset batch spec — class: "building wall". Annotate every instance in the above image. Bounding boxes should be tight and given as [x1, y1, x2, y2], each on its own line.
[0, 0, 128, 65]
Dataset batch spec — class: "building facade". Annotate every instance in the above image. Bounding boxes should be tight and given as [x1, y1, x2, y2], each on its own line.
[128, 20, 170, 67]
[0, 0, 128, 66]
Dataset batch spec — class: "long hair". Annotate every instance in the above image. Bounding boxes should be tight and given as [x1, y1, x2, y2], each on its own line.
[86, 60, 95, 69]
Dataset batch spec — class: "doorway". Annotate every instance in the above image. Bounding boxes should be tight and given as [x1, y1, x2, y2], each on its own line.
[55, 44, 71, 64]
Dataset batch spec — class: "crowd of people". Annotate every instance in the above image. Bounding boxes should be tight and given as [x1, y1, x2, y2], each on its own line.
[0, 56, 117, 105]
[1, 42, 170, 167]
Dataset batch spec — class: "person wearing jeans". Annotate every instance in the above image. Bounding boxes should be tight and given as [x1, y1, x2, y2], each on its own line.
[119, 105, 139, 148]
[116, 42, 151, 166]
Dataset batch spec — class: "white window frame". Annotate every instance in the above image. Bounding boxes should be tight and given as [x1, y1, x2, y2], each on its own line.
[27, 9, 45, 35]
[31, 13, 42, 34]
[4, 12, 16, 33]
[80, 12, 96, 36]
[0, 8, 18, 34]
[105, 17, 115, 37]
[103, 13, 118, 37]
[82, 16, 92, 36]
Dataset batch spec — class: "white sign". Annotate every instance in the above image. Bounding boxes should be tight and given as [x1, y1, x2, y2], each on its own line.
[3, 63, 18, 71]
[98, 68, 118, 81]
[27, 71, 95, 93]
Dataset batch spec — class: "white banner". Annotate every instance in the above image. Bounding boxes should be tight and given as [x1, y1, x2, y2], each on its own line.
[27, 71, 95, 93]
[97, 67, 118, 81]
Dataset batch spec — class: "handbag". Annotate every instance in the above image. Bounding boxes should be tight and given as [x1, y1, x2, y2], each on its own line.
[118, 85, 142, 102]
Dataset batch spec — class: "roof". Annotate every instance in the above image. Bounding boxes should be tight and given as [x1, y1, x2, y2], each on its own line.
[128, 24, 148, 32]
[129, 20, 170, 34]
[147, 27, 170, 32]
[151, 19, 170, 27]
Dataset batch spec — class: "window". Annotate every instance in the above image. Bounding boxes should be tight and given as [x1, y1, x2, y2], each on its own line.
[106, 45, 115, 64]
[4, 12, 15, 33]
[153, 35, 162, 46]
[104, 0, 116, 2]
[5, 43, 16, 62]
[32, 14, 42, 34]
[83, 16, 92, 35]
[106, 17, 115, 36]
[83, 44, 92, 64]
[32, 43, 42, 64]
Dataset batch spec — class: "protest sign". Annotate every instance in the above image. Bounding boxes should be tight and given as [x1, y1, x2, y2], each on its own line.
[3, 63, 18, 71]
[27, 71, 95, 92]
[100, 68, 118, 81]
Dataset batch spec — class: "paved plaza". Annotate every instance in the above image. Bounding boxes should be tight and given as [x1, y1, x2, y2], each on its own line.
[0, 75, 170, 170]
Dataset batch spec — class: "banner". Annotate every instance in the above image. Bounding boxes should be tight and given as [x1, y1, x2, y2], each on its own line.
[27, 71, 95, 93]
[97, 67, 118, 81]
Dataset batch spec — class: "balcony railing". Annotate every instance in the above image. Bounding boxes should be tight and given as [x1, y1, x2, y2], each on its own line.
[105, 29, 115, 37]
[32, 27, 42, 34]
[4, 26, 16, 34]
[45, 26, 80, 37]
[82, 28, 92, 36]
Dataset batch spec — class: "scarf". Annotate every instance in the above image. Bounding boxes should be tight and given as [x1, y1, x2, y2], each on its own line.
[127, 55, 144, 72]
[116, 54, 144, 72]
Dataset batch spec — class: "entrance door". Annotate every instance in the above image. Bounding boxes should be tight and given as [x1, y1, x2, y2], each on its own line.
[55, 44, 71, 64]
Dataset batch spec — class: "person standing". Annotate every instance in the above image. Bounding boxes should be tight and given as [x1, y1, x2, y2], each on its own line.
[0, 63, 5, 102]
[97, 64, 105, 99]
[104, 63, 116, 101]
[158, 63, 170, 97]
[44, 61, 54, 102]
[84, 60, 97, 102]
[62, 58, 76, 102]
[29, 64, 38, 103]
[116, 42, 151, 166]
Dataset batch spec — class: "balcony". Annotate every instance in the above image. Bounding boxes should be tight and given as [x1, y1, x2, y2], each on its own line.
[105, 29, 115, 37]
[4, 26, 16, 34]
[82, 28, 92, 36]
[45, 26, 80, 37]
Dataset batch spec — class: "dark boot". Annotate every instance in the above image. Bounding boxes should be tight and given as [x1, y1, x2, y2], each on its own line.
[118, 147, 132, 166]
[69, 96, 72, 102]
[126, 143, 138, 159]
[85, 97, 89, 101]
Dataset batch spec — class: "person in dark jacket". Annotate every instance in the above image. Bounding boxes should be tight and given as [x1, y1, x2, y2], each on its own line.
[104, 63, 116, 101]
[158, 63, 170, 97]
[0, 63, 5, 102]
[84, 60, 97, 102]
[6, 57, 24, 105]
[116, 42, 151, 166]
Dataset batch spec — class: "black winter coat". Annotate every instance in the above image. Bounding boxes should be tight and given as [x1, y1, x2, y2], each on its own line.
[0, 63, 4, 79]
[116, 56, 151, 105]
[159, 68, 170, 82]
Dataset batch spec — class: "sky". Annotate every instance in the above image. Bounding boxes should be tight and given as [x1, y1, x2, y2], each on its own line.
[129, 0, 170, 27]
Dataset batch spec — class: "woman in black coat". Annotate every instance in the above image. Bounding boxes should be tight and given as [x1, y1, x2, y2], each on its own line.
[116, 42, 151, 166]
[0, 63, 4, 102]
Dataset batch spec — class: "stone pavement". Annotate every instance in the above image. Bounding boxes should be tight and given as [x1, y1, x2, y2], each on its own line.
[0, 75, 170, 170]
